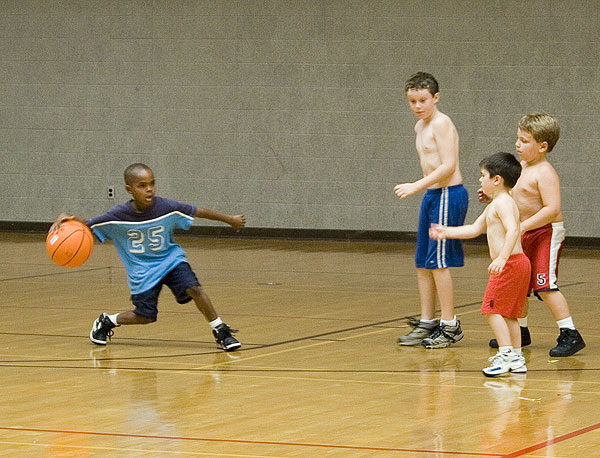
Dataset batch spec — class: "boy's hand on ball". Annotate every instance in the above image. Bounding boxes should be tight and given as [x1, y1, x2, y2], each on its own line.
[50, 213, 75, 232]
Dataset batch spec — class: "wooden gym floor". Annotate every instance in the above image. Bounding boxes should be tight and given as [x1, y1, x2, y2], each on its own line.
[0, 231, 599, 458]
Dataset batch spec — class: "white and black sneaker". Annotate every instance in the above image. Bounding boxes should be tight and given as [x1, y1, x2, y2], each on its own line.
[90, 313, 116, 345]
[422, 320, 464, 349]
[397, 319, 439, 346]
[213, 323, 241, 351]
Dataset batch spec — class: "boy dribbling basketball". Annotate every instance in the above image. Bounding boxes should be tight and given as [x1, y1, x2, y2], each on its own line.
[52, 163, 245, 351]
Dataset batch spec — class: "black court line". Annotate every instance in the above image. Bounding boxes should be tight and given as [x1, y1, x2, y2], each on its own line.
[0, 279, 587, 367]
[0, 266, 111, 282]
[0, 300, 481, 366]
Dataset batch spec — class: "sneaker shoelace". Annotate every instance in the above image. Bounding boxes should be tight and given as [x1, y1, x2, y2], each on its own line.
[427, 326, 443, 340]
[488, 352, 510, 365]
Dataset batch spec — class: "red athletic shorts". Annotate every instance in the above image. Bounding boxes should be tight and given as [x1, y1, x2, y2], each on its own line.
[482, 253, 531, 318]
[521, 222, 565, 295]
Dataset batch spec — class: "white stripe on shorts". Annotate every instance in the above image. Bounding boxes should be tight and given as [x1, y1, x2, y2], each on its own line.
[549, 222, 566, 289]
[436, 187, 449, 268]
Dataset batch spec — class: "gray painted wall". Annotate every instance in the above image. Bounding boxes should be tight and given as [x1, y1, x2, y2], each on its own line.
[1, 1, 598, 236]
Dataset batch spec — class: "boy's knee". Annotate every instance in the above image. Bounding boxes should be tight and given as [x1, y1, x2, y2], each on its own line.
[186, 285, 204, 297]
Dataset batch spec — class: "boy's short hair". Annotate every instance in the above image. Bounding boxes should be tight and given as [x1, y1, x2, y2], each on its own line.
[518, 113, 560, 152]
[124, 163, 152, 185]
[479, 152, 522, 189]
[405, 72, 439, 96]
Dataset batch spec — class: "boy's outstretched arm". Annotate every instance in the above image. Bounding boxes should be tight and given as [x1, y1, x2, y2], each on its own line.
[195, 208, 246, 232]
[429, 210, 487, 240]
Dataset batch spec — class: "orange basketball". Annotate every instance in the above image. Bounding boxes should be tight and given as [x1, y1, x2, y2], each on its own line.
[46, 220, 94, 268]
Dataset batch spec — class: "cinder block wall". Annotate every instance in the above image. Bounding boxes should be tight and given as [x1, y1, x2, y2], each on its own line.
[1, 1, 598, 237]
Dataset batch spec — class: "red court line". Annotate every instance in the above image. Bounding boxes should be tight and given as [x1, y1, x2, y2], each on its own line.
[501, 421, 600, 458]
[0, 426, 502, 456]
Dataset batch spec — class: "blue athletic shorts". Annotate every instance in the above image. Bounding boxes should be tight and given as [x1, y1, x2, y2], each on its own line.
[130, 262, 201, 319]
[415, 184, 469, 269]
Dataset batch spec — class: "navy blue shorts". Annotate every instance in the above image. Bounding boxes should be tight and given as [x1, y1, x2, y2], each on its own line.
[415, 184, 469, 269]
[131, 262, 201, 319]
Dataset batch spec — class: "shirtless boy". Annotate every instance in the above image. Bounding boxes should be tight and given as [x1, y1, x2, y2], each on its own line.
[395, 72, 469, 348]
[485, 113, 585, 357]
[430, 152, 530, 376]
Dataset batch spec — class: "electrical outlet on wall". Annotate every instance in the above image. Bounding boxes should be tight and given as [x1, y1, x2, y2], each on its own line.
[107, 186, 115, 199]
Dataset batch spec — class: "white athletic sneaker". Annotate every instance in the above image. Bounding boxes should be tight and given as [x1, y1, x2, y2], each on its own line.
[509, 353, 527, 373]
[482, 352, 512, 377]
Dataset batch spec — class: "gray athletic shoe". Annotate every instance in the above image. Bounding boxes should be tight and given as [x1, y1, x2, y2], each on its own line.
[422, 320, 463, 349]
[397, 319, 439, 346]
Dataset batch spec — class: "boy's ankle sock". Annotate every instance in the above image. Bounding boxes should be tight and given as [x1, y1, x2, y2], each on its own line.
[440, 316, 457, 327]
[556, 317, 575, 330]
[517, 317, 528, 327]
[498, 346, 513, 354]
[513, 347, 523, 355]
[420, 318, 438, 324]
[107, 313, 120, 326]
[209, 317, 223, 330]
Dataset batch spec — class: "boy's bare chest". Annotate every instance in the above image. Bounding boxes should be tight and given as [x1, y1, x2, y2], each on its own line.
[415, 126, 436, 155]
[514, 168, 541, 198]
[512, 168, 544, 218]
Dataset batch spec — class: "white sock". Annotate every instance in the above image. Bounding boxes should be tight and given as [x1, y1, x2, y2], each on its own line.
[440, 316, 457, 327]
[498, 346, 513, 354]
[513, 347, 522, 356]
[420, 318, 438, 324]
[557, 317, 575, 330]
[107, 313, 120, 326]
[517, 317, 528, 327]
[209, 317, 223, 330]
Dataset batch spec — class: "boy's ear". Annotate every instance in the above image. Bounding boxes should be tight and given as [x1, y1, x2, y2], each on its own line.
[539, 141, 549, 153]
[493, 175, 503, 185]
[125, 184, 132, 195]
[433, 92, 440, 103]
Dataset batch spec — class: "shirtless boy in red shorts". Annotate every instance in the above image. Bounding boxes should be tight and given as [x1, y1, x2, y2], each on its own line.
[430, 152, 530, 376]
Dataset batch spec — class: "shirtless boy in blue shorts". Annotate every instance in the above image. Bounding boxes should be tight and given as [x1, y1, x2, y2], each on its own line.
[395, 72, 469, 348]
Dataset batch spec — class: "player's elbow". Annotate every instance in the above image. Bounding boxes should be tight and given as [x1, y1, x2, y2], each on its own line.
[439, 162, 456, 177]
[545, 205, 561, 219]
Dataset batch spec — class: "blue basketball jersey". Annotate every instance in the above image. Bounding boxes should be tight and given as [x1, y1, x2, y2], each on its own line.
[87, 197, 196, 294]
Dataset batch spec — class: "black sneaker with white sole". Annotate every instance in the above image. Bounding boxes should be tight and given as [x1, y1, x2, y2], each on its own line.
[90, 313, 116, 345]
[213, 323, 241, 351]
